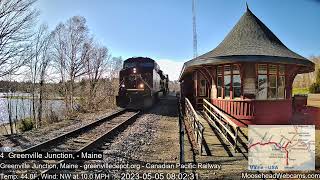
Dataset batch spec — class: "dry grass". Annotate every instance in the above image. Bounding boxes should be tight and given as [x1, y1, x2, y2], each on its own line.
[308, 94, 320, 108]
[316, 130, 320, 169]
[0, 123, 14, 135]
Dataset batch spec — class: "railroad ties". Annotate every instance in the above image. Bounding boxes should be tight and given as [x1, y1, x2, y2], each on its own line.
[7, 109, 140, 178]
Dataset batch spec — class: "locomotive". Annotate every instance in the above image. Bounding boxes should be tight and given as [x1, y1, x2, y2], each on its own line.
[116, 57, 169, 109]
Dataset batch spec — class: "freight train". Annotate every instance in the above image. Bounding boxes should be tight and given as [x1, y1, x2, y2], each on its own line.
[116, 57, 169, 109]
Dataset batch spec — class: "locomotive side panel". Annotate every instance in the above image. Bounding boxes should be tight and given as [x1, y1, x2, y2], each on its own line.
[153, 69, 161, 93]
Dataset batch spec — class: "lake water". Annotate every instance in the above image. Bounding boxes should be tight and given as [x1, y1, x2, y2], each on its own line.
[0, 93, 65, 125]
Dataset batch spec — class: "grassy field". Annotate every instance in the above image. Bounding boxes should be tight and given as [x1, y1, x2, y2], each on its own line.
[292, 87, 309, 95]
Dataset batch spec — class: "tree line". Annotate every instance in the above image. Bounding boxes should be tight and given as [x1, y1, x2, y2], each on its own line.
[0, 0, 122, 134]
[293, 56, 320, 90]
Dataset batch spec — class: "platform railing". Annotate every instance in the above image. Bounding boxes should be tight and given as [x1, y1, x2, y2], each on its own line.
[203, 99, 240, 152]
[177, 96, 185, 172]
[211, 99, 254, 120]
[184, 97, 204, 154]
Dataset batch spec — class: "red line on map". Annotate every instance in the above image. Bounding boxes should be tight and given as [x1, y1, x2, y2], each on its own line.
[284, 142, 290, 165]
[249, 141, 290, 165]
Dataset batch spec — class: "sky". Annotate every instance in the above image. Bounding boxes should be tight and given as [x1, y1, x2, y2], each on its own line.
[35, 0, 320, 80]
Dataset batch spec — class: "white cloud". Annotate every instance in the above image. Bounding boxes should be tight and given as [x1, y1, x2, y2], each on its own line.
[157, 59, 184, 81]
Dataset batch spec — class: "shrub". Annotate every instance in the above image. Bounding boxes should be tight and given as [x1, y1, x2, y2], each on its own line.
[309, 83, 320, 93]
[316, 69, 320, 84]
[48, 110, 59, 123]
[309, 69, 320, 93]
[19, 118, 34, 132]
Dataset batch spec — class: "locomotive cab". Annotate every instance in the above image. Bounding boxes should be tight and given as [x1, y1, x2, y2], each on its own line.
[116, 57, 167, 109]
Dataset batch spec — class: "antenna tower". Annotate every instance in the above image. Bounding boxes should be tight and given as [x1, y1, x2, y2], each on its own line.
[192, 0, 198, 59]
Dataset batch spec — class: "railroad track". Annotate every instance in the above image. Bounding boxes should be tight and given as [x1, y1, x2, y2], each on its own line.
[6, 109, 140, 179]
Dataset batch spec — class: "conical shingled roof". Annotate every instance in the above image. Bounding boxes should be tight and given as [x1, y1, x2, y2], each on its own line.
[180, 7, 314, 80]
[203, 8, 306, 59]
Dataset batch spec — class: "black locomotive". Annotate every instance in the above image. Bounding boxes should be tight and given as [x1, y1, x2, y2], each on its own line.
[116, 57, 169, 109]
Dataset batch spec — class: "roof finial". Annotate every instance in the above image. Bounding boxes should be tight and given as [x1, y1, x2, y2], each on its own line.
[246, 2, 249, 11]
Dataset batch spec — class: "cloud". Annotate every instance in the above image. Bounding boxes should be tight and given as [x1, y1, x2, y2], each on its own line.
[157, 59, 184, 81]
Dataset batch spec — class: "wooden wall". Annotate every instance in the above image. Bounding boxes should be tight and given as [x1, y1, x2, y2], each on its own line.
[210, 67, 217, 99]
[181, 73, 194, 104]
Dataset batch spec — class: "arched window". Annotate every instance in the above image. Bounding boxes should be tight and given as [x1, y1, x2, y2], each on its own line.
[199, 73, 207, 96]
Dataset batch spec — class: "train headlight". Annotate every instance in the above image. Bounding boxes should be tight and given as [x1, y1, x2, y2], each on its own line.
[139, 83, 144, 88]
[133, 68, 137, 73]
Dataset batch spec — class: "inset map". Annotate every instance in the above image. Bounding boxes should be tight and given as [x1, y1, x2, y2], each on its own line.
[248, 125, 315, 171]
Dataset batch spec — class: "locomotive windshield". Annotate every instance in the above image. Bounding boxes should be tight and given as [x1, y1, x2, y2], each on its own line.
[123, 62, 137, 68]
[123, 62, 154, 68]
[140, 62, 154, 68]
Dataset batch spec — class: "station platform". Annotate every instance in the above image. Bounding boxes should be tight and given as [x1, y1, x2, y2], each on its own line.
[182, 109, 249, 179]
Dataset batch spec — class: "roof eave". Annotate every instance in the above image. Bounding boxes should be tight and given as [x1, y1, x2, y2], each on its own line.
[179, 55, 315, 80]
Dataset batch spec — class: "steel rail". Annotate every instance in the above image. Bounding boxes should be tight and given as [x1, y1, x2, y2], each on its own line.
[34, 110, 141, 179]
[23, 109, 127, 152]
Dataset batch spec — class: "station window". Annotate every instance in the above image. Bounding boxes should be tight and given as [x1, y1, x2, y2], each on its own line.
[278, 76, 285, 98]
[216, 64, 242, 99]
[199, 74, 207, 96]
[257, 75, 268, 100]
[199, 80, 206, 96]
[257, 64, 267, 99]
[268, 74, 277, 99]
[232, 65, 241, 98]
[224, 65, 231, 98]
[217, 66, 223, 98]
[257, 64, 285, 100]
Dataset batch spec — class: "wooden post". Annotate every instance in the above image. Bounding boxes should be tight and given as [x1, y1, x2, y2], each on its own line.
[285, 65, 299, 99]
[239, 63, 244, 100]
[222, 66, 225, 99]
[194, 71, 198, 97]
[199, 124, 204, 156]
[234, 127, 239, 152]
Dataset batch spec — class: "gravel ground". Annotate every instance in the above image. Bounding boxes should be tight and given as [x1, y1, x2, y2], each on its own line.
[1, 96, 182, 179]
[0, 108, 120, 151]
[78, 96, 180, 178]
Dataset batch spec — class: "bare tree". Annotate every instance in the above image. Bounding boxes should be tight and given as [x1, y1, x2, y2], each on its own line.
[293, 56, 320, 88]
[52, 16, 89, 114]
[0, 0, 38, 77]
[83, 41, 110, 109]
[105, 56, 123, 107]
[3, 74, 16, 134]
[28, 24, 52, 127]
[37, 31, 52, 126]
[108, 56, 123, 79]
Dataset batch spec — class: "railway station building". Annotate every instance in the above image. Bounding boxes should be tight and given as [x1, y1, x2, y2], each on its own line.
[179, 7, 315, 125]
